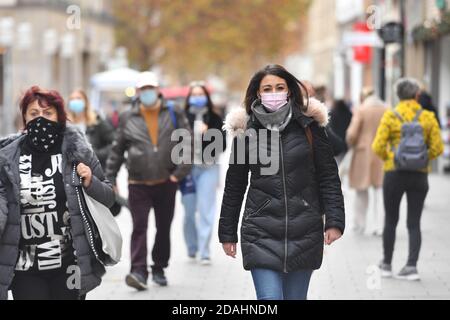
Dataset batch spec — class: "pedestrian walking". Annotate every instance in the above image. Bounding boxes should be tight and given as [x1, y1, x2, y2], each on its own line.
[329, 99, 352, 163]
[302, 81, 347, 157]
[67, 89, 115, 169]
[372, 78, 444, 281]
[346, 88, 387, 236]
[418, 89, 441, 128]
[219, 64, 345, 300]
[180, 82, 226, 265]
[67, 89, 125, 216]
[0, 86, 115, 300]
[105, 71, 192, 290]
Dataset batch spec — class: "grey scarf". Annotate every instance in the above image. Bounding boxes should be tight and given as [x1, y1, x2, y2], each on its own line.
[251, 99, 292, 132]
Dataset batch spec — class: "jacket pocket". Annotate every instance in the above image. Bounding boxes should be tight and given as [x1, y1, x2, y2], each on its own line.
[245, 199, 271, 220]
[303, 198, 321, 215]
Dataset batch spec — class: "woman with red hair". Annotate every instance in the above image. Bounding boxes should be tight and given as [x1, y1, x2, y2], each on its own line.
[0, 86, 115, 300]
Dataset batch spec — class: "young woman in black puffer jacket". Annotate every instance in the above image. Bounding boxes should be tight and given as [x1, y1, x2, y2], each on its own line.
[219, 64, 345, 300]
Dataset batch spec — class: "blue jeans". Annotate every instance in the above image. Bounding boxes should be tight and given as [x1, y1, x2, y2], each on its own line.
[251, 269, 313, 300]
[181, 165, 220, 259]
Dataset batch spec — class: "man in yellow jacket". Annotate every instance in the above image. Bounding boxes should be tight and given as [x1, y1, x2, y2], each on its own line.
[372, 78, 443, 281]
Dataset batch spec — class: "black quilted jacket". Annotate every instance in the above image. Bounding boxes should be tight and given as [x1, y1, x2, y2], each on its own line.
[219, 105, 345, 272]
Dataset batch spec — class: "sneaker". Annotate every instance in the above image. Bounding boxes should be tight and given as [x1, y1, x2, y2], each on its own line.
[152, 270, 168, 286]
[125, 272, 148, 291]
[396, 266, 420, 281]
[378, 262, 393, 278]
[200, 258, 211, 266]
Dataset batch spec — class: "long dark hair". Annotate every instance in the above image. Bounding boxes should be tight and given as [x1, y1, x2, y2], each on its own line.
[244, 64, 309, 114]
[184, 83, 215, 113]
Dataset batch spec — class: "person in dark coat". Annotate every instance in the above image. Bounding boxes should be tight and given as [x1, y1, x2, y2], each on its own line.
[329, 99, 352, 160]
[418, 90, 441, 128]
[67, 89, 125, 216]
[302, 81, 346, 157]
[219, 65, 345, 300]
[67, 89, 114, 170]
[0, 86, 115, 300]
[105, 72, 192, 290]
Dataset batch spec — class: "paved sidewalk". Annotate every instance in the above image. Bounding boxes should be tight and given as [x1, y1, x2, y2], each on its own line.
[88, 164, 450, 300]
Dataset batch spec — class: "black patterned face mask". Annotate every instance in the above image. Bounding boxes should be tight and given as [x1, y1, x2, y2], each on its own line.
[26, 117, 63, 152]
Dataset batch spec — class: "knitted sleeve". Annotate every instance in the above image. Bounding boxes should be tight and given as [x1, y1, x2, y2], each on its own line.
[372, 110, 392, 160]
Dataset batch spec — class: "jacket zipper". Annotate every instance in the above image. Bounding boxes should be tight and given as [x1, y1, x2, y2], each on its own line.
[279, 133, 289, 273]
[245, 199, 271, 220]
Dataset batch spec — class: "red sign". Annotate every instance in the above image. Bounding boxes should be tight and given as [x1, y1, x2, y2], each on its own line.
[353, 22, 372, 64]
[160, 85, 214, 99]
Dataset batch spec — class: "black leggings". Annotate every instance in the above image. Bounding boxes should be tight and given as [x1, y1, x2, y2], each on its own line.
[10, 270, 84, 300]
[382, 171, 429, 267]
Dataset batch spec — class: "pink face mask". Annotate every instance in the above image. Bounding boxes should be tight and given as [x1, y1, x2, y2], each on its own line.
[260, 92, 288, 112]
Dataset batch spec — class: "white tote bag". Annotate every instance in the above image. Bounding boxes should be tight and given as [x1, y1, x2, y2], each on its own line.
[82, 188, 123, 265]
[73, 165, 122, 266]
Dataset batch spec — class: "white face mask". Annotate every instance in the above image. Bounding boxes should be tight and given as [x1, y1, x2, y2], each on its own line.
[260, 92, 288, 112]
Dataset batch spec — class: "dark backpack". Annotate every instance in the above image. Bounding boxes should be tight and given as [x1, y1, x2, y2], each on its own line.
[393, 109, 428, 171]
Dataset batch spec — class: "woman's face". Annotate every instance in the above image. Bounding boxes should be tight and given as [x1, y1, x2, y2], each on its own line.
[259, 75, 288, 96]
[190, 86, 206, 97]
[25, 100, 58, 124]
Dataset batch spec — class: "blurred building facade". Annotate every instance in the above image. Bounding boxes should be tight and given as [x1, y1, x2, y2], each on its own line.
[0, 0, 116, 135]
[300, 0, 449, 106]
[298, 0, 450, 172]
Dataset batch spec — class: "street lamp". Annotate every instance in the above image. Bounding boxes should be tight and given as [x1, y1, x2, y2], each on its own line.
[378, 21, 405, 101]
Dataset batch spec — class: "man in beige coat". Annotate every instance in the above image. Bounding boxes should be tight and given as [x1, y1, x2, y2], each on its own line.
[346, 91, 387, 235]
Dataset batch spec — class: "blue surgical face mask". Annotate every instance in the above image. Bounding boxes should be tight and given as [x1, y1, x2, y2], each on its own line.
[140, 89, 159, 107]
[69, 99, 85, 114]
[189, 96, 208, 109]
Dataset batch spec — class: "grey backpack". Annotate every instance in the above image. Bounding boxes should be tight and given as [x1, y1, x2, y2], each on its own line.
[393, 109, 428, 171]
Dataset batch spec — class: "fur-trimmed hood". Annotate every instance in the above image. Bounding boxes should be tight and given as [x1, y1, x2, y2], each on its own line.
[62, 125, 95, 164]
[223, 97, 329, 137]
[0, 132, 24, 150]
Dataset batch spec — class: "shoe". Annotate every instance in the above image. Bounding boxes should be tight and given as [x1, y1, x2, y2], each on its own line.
[188, 253, 196, 261]
[152, 270, 168, 286]
[200, 258, 211, 266]
[125, 272, 148, 291]
[396, 266, 420, 281]
[352, 225, 365, 235]
[372, 230, 383, 237]
[378, 261, 393, 278]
